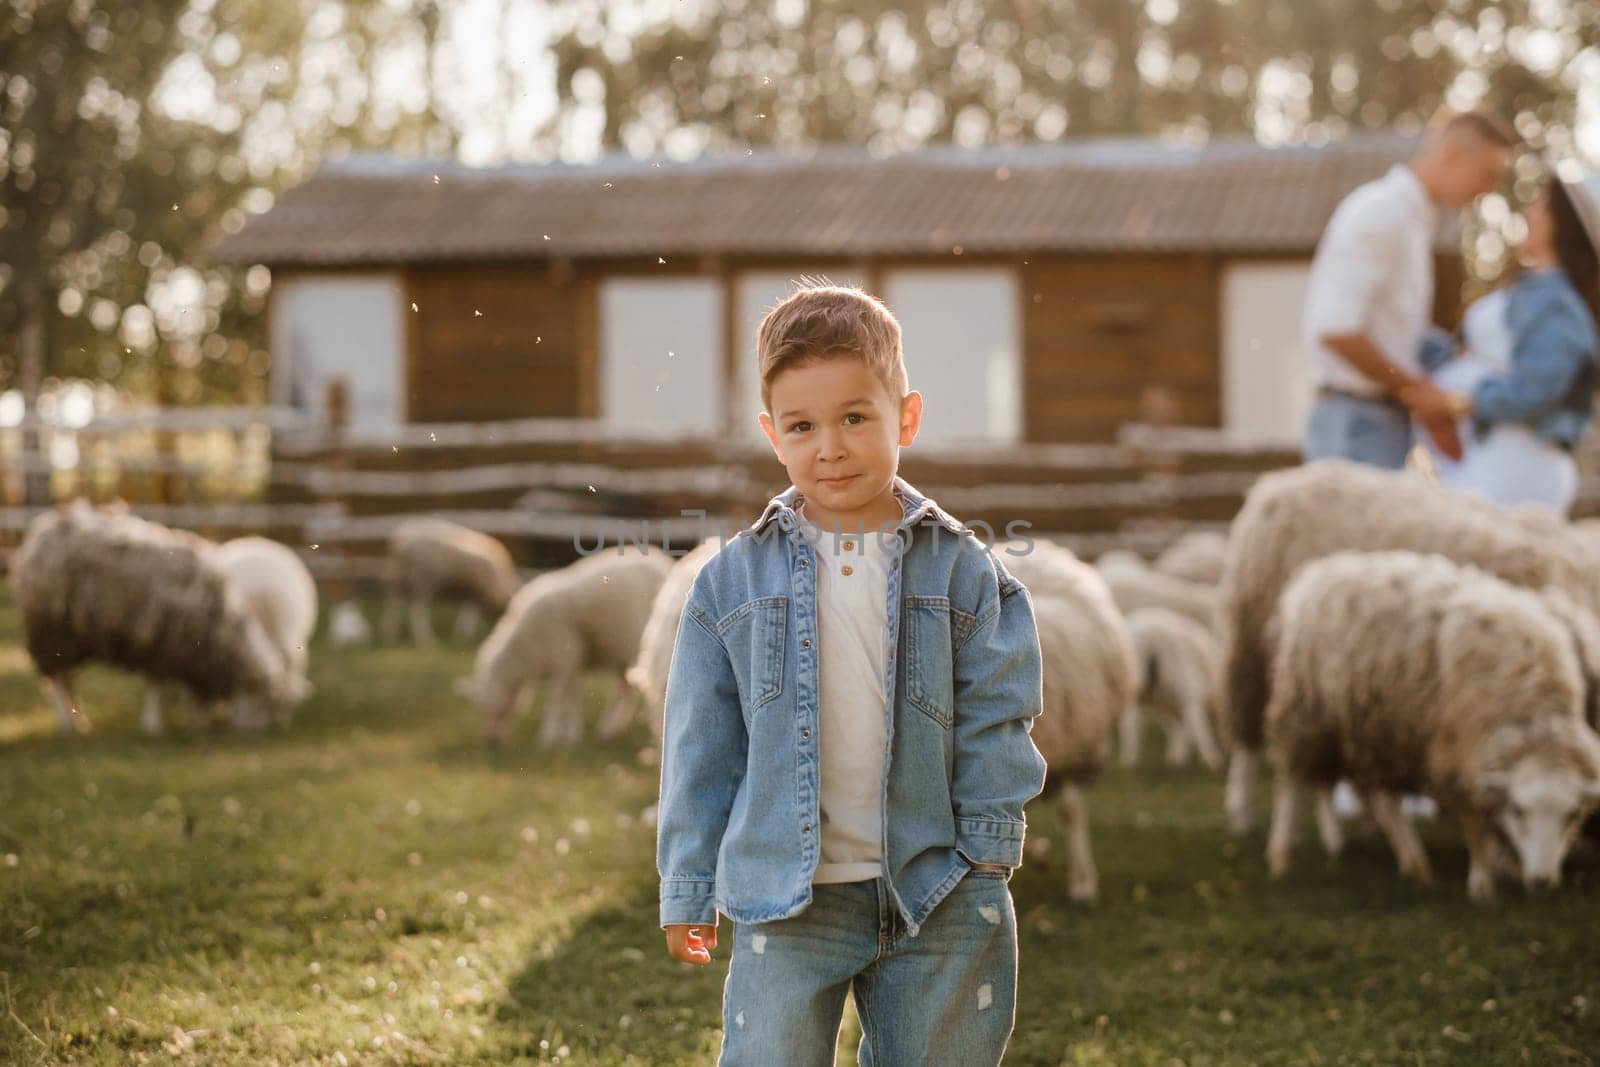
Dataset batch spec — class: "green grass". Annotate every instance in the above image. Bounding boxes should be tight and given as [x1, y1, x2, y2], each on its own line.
[1, 594, 1597, 1065]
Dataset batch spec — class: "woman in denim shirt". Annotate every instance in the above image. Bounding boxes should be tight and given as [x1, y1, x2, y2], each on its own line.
[1413, 173, 1600, 512]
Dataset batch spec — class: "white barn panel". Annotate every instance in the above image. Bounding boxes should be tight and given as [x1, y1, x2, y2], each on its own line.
[1222, 262, 1313, 445]
[270, 273, 404, 429]
[883, 268, 1021, 448]
[734, 270, 866, 443]
[599, 278, 722, 434]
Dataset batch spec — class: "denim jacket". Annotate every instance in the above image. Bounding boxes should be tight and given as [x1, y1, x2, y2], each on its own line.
[657, 476, 1047, 938]
[1467, 269, 1598, 448]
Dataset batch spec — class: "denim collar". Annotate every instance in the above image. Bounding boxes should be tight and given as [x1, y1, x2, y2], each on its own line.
[752, 474, 967, 537]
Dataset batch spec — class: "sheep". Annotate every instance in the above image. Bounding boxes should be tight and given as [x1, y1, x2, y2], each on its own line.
[1123, 606, 1225, 773]
[381, 518, 522, 646]
[141, 536, 320, 734]
[1153, 530, 1229, 586]
[1096, 555, 1218, 632]
[1219, 460, 1600, 833]
[10, 501, 294, 734]
[1000, 539, 1137, 904]
[458, 548, 672, 744]
[1264, 551, 1600, 900]
[625, 539, 722, 743]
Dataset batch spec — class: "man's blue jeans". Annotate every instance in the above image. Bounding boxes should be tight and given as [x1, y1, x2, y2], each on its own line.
[717, 872, 1018, 1066]
[1303, 392, 1413, 470]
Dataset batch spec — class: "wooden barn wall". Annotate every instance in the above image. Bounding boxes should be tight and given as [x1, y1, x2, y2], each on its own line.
[404, 264, 588, 422]
[1022, 255, 1220, 443]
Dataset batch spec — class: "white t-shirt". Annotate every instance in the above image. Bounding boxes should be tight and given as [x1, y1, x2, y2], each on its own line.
[1302, 164, 1440, 397]
[795, 499, 897, 884]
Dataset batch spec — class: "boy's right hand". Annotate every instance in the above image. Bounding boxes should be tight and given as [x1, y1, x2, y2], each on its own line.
[664, 922, 719, 965]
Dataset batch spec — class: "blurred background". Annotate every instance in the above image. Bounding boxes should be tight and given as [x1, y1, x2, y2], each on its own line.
[2, 0, 1599, 568]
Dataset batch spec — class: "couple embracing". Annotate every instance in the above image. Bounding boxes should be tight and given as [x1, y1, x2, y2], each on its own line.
[1305, 108, 1600, 514]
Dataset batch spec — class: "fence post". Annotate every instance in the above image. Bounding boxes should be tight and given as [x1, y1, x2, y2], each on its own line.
[318, 378, 352, 596]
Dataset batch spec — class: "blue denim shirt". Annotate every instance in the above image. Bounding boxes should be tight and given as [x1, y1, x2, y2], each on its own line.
[657, 476, 1047, 937]
[1467, 269, 1598, 448]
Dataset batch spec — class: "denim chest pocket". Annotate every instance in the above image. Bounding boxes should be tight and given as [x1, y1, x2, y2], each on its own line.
[715, 596, 787, 716]
[902, 596, 976, 729]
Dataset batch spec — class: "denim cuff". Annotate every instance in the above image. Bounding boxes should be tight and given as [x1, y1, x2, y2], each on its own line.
[954, 815, 1025, 868]
[660, 877, 718, 927]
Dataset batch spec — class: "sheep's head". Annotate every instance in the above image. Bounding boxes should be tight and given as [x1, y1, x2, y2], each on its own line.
[1476, 746, 1600, 891]
[454, 670, 514, 742]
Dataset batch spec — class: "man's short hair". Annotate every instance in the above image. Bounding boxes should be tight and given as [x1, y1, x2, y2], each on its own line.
[757, 282, 909, 415]
[1426, 107, 1516, 150]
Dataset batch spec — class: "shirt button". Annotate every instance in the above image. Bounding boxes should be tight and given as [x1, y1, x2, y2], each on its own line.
[801, 638, 811, 649]
[841, 565, 853, 576]
[842, 540, 855, 550]
[801, 728, 810, 739]
[799, 558, 809, 567]
[803, 823, 812, 833]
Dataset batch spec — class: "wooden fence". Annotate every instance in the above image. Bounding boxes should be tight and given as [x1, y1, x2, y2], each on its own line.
[7, 403, 1599, 582]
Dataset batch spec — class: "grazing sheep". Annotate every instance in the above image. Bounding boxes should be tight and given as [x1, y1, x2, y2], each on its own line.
[1097, 556, 1217, 632]
[1002, 540, 1137, 904]
[1219, 460, 1600, 833]
[626, 539, 722, 743]
[459, 548, 672, 743]
[143, 536, 319, 735]
[1264, 551, 1600, 899]
[213, 537, 317, 730]
[381, 518, 522, 646]
[1124, 606, 1225, 773]
[10, 502, 294, 733]
[1153, 530, 1229, 586]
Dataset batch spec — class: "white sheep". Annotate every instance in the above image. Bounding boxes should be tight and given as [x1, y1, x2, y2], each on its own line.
[10, 502, 295, 734]
[1123, 606, 1225, 773]
[1096, 554, 1217, 632]
[626, 539, 722, 743]
[1219, 460, 1600, 834]
[381, 518, 522, 646]
[1153, 530, 1229, 586]
[1264, 551, 1600, 900]
[458, 548, 672, 744]
[1000, 539, 1137, 904]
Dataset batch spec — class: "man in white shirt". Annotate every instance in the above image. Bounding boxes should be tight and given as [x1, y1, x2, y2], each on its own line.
[1302, 110, 1514, 468]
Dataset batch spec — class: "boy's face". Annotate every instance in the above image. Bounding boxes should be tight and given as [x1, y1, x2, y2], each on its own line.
[758, 355, 922, 533]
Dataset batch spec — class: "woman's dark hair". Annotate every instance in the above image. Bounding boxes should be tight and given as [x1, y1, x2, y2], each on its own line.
[1548, 176, 1600, 331]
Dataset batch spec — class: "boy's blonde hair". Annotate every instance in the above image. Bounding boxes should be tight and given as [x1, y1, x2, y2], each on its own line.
[757, 282, 909, 415]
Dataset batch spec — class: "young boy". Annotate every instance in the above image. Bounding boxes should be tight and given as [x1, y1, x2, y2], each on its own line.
[657, 284, 1047, 1066]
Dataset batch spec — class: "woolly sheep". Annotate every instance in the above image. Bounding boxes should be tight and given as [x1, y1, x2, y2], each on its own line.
[1264, 551, 1600, 900]
[1123, 606, 1225, 773]
[10, 502, 294, 734]
[1218, 460, 1600, 833]
[1153, 530, 1229, 586]
[626, 539, 722, 743]
[1002, 539, 1137, 904]
[458, 548, 672, 743]
[381, 518, 522, 646]
[1097, 555, 1217, 632]
[142, 536, 319, 734]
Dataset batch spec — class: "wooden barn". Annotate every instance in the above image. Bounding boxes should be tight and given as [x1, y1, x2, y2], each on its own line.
[210, 132, 1462, 448]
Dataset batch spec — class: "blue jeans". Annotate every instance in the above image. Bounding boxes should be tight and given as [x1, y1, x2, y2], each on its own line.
[717, 873, 1018, 1066]
[1303, 393, 1412, 470]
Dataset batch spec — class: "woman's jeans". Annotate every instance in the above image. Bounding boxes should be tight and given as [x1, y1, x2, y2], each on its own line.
[717, 872, 1018, 1067]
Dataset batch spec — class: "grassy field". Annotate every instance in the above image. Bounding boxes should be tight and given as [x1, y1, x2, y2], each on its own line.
[1, 593, 1597, 1065]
